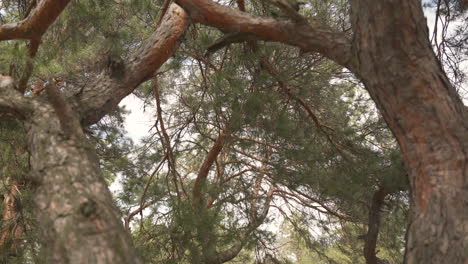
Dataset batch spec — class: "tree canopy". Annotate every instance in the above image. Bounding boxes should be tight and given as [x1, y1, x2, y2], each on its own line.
[0, 0, 466, 264]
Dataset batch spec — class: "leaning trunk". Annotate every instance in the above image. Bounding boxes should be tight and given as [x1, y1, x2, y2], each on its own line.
[25, 103, 141, 264]
[349, 1, 468, 263]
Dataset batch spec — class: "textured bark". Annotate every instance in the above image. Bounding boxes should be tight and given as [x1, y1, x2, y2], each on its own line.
[0, 0, 70, 41]
[348, 1, 468, 263]
[25, 100, 141, 264]
[75, 4, 189, 126]
[0, 5, 189, 263]
[0, 75, 32, 120]
[0, 1, 466, 263]
[0, 0, 72, 56]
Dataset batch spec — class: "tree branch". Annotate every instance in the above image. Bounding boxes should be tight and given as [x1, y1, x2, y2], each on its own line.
[0, 75, 32, 120]
[75, 4, 189, 126]
[192, 132, 225, 208]
[175, 0, 352, 66]
[210, 187, 275, 264]
[0, 0, 72, 55]
[45, 81, 85, 140]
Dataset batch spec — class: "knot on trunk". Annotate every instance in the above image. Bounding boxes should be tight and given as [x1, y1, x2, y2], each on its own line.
[79, 199, 98, 218]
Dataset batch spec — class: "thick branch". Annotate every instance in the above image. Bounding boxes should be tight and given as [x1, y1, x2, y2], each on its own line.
[45, 81, 85, 140]
[175, 0, 352, 66]
[0, 0, 71, 54]
[0, 75, 32, 120]
[76, 4, 189, 126]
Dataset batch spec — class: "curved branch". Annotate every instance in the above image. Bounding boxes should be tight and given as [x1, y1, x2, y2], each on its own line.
[75, 4, 189, 126]
[175, 0, 352, 66]
[193, 132, 225, 208]
[0, 0, 72, 54]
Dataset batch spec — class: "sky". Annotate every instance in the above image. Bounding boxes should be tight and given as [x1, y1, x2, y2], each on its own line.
[119, 94, 155, 142]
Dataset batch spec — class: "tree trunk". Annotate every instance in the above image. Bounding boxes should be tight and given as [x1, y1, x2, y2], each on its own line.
[349, 1, 468, 263]
[363, 188, 387, 264]
[25, 102, 141, 264]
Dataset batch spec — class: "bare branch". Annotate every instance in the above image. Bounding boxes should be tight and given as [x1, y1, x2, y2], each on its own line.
[124, 199, 161, 231]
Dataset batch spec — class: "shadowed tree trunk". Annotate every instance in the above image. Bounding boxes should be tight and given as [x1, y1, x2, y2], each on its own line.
[363, 187, 387, 264]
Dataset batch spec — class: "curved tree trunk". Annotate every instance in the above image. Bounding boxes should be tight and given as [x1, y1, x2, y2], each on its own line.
[349, 1, 468, 263]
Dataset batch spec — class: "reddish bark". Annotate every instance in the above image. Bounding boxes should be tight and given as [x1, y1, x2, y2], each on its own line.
[348, 1, 468, 263]
[0, 1, 466, 263]
[193, 133, 226, 208]
[174, 0, 352, 66]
